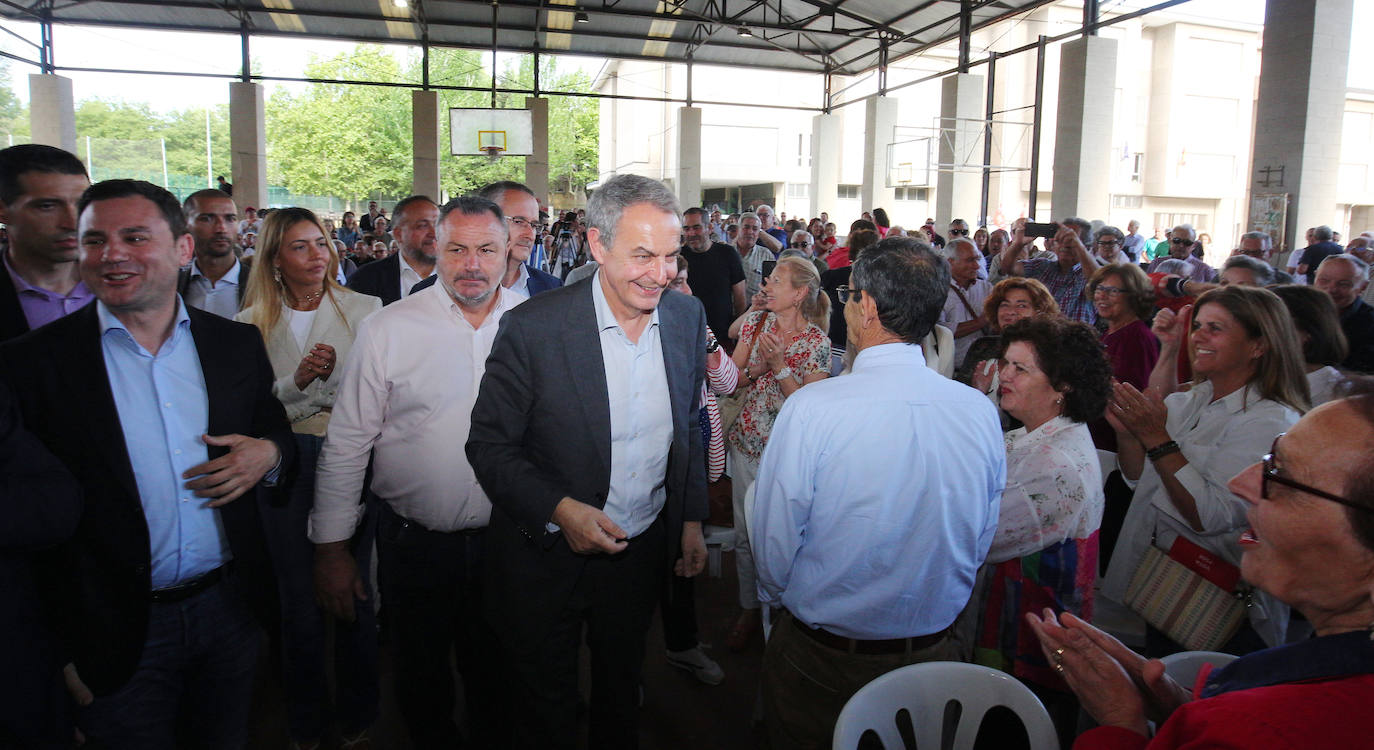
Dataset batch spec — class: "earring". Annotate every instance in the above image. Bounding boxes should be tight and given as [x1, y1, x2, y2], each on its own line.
[273, 266, 283, 285]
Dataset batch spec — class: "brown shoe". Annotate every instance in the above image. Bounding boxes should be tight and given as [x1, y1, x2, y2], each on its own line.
[726, 609, 761, 652]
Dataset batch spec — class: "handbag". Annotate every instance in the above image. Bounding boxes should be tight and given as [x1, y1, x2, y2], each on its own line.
[1123, 534, 1251, 651]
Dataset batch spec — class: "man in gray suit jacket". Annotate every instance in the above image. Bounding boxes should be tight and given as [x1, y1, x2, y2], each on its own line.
[467, 175, 708, 750]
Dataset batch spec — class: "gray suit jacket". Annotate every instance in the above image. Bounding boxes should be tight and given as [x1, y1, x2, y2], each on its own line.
[466, 276, 708, 644]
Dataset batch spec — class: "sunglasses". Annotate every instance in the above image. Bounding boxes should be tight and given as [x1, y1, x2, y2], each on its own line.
[949, 228, 969, 236]
[836, 285, 862, 304]
[1262, 433, 1371, 512]
[1170, 238, 1192, 245]
[790, 241, 811, 248]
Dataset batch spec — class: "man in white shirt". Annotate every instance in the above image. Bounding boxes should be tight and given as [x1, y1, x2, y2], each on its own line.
[941, 237, 993, 368]
[311, 196, 520, 748]
[178, 190, 248, 317]
[754, 236, 1005, 749]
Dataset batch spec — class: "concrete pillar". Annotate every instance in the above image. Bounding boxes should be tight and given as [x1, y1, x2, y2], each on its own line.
[1250, 0, 1353, 256]
[526, 96, 549, 206]
[675, 106, 702, 209]
[1050, 35, 1117, 222]
[861, 96, 899, 215]
[809, 113, 841, 218]
[29, 74, 76, 154]
[934, 73, 985, 230]
[229, 82, 267, 212]
[410, 91, 440, 200]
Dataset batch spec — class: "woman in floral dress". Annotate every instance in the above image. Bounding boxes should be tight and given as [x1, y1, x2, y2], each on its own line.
[724, 256, 831, 650]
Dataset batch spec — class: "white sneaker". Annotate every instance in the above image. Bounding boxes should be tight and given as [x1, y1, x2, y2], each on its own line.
[666, 645, 725, 685]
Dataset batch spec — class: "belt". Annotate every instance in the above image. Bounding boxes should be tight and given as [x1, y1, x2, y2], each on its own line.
[150, 566, 224, 604]
[788, 610, 948, 655]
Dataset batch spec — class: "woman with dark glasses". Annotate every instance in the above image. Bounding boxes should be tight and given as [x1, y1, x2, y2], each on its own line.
[1029, 387, 1374, 750]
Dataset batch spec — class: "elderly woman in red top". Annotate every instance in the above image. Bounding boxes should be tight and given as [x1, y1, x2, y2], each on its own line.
[1029, 387, 1374, 749]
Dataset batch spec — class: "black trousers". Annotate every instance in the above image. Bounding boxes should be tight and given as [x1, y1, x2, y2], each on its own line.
[507, 516, 667, 750]
[660, 567, 698, 652]
[375, 503, 505, 749]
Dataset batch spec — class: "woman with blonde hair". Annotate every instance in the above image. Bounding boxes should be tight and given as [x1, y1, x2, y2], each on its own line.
[236, 207, 382, 750]
[725, 255, 831, 651]
[1106, 285, 1309, 656]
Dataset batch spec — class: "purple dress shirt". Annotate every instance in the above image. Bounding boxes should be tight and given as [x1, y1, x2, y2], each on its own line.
[3, 252, 93, 329]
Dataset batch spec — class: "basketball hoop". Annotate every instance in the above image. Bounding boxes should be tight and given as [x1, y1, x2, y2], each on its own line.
[482, 145, 505, 162]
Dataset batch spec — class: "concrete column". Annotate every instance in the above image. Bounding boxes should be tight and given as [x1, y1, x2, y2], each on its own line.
[675, 106, 702, 209]
[229, 82, 267, 212]
[1250, 0, 1353, 256]
[29, 74, 76, 154]
[934, 73, 985, 229]
[526, 96, 550, 206]
[1050, 35, 1117, 222]
[809, 112, 841, 218]
[410, 91, 440, 200]
[861, 96, 899, 215]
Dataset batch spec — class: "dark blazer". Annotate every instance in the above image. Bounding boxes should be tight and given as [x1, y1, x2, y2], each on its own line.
[0, 263, 29, 342]
[411, 263, 564, 298]
[345, 253, 402, 305]
[466, 278, 708, 646]
[175, 257, 252, 311]
[0, 304, 294, 697]
[0, 380, 82, 747]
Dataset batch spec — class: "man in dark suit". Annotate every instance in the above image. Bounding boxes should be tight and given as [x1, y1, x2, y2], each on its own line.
[0, 144, 92, 341]
[0, 179, 293, 749]
[0, 379, 82, 749]
[467, 174, 708, 750]
[177, 189, 251, 318]
[345, 195, 437, 305]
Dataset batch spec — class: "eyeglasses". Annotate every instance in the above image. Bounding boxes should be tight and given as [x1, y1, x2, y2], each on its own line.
[1093, 284, 1126, 296]
[1096, 239, 1121, 246]
[506, 217, 535, 231]
[949, 228, 969, 236]
[1262, 433, 1371, 512]
[1170, 237, 1192, 245]
[790, 241, 811, 248]
[836, 285, 862, 304]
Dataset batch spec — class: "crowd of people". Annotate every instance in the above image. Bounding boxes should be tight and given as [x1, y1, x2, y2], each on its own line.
[2, 138, 1374, 750]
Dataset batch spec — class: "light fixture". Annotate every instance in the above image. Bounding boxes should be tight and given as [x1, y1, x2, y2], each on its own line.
[736, 26, 752, 37]
[575, 10, 590, 23]
[394, 0, 409, 7]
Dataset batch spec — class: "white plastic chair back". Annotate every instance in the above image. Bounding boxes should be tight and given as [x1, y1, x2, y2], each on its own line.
[742, 480, 774, 642]
[1096, 449, 1117, 483]
[833, 661, 1059, 750]
[1160, 650, 1237, 691]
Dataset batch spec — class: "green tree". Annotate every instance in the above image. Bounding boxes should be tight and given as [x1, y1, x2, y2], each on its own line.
[0, 60, 25, 136]
[162, 105, 231, 186]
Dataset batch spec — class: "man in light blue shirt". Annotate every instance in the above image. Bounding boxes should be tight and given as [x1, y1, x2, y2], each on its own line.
[753, 236, 1006, 750]
[0, 179, 292, 749]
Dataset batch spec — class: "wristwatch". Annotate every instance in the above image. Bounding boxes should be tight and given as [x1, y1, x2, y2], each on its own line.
[706, 337, 721, 353]
[775, 366, 795, 383]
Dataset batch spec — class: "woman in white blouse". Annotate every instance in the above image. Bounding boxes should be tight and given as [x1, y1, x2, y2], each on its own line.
[1105, 285, 1309, 656]
[236, 207, 382, 749]
[967, 317, 1112, 730]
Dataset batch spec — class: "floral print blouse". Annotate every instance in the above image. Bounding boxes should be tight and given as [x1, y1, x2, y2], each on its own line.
[989, 416, 1104, 564]
[726, 310, 830, 464]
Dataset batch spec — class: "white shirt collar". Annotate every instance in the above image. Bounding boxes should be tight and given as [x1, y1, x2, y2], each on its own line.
[591, 268, 660, 334]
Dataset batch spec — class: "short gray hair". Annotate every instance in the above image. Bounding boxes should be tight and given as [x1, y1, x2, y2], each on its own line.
[585, 174, 680, 250]
[1313, 225, 1334, 242]
[738, 211, 761, 226]
[1172, 223, 1197, 242]
[1240, 231, 1272, 252]
[1155, 258, 1189, 276]
[1221, 254, 1276, 286]
[1062, 216, 1092, 245]
[790, 230, 814, 244]
[1324, 253, 1371, 282]
[944, 236, 978, 260]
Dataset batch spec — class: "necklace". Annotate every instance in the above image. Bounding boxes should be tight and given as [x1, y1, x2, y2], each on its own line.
[289, 287, 324, 309]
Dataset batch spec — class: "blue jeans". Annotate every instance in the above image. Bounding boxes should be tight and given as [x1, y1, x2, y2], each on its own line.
[260, 432, 379, 741]
[77, 575, 259, 750]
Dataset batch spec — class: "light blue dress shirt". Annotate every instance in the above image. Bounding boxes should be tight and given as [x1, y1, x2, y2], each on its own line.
[98, 299, 230, 589]
[753, 342, 1006, 639]
[592, 270, 674, 538]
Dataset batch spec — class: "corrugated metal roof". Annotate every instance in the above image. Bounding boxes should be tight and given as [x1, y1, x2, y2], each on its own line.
[2, 0, 1056, 75]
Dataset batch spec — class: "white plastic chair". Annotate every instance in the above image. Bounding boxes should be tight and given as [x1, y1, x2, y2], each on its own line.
[1160, 650, 1237, 692]
[833, 661, 1059, 750]
[1096, 449, 1117, 483]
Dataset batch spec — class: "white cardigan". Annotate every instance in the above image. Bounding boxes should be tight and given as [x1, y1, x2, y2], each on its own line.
[236, 288, 382, 426]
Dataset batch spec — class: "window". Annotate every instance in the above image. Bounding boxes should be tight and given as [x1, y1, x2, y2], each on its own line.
[787, 183, 809, 199]
[838, 184, 860, 199]
[893, 187, 928, 201]
[1131, 153, 1144, 183]
[1111, 195, 1143, 209]
[797, 134, 812, 167]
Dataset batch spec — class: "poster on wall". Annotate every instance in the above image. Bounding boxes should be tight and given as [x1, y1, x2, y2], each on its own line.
[1249, 192, 1289, 252]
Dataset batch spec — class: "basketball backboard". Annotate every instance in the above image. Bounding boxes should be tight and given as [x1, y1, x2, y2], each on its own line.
[449, 108, 534, 157]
